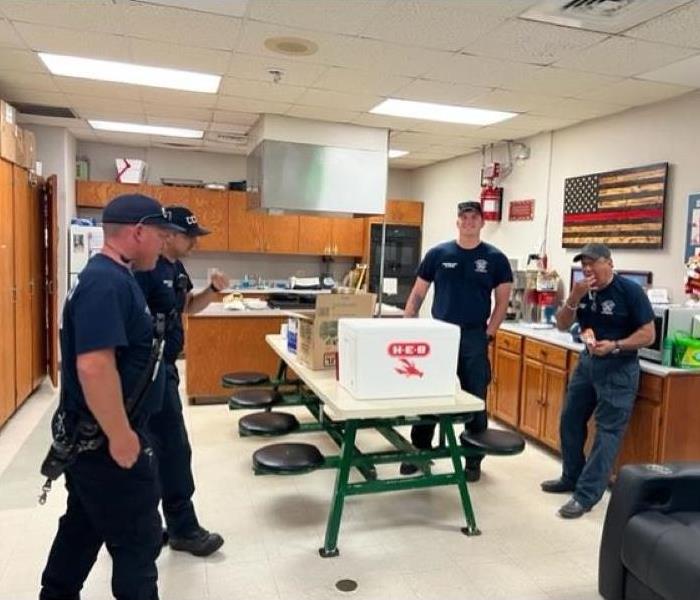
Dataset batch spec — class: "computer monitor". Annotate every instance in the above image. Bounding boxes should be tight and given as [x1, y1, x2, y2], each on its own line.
[570, 267, 652, 290]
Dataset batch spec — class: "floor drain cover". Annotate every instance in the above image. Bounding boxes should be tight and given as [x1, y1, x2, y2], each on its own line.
[335, 579, 358, 592]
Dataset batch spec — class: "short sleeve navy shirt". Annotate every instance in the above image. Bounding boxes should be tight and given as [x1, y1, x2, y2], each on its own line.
[416, 241, 513, 329]
[60, 254, 163, 416]
[134, 256, 193, 363]
[576, 274, 654, 349]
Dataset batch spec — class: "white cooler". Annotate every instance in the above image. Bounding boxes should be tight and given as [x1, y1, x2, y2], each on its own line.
[337, 318, 460, 400]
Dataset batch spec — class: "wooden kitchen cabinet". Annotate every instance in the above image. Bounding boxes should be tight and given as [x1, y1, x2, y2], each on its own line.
[298, 215, 364, 257]
[298, 215, 330, 255]
[332, 217, 365, 256]
[263, 213, 300, 253]
[229, 191, 264, 252]
[76, 180, 152, 207]
[491, 331, 522, 427]
[386, 199, 423, 225]
[0, 160, 16, 426]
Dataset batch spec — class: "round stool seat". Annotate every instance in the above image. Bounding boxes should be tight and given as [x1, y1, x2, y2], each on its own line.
[221, 371, 269, 387]
[460, 428, 525, 456]
[253, 443, 324, 473]
[229, 388, 281, 409]
[239, 412, 299, 436]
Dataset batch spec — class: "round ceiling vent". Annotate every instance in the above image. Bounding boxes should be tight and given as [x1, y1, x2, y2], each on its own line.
[264, 36, 318, 56]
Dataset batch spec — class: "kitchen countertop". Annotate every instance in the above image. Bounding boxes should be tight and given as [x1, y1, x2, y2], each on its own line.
[190, 302, 404, 318]
[500, 321, 697, 377]
[192, 284, 333, 296]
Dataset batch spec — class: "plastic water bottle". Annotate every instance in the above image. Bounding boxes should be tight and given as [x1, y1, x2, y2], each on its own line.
[661, 337, 673, 367]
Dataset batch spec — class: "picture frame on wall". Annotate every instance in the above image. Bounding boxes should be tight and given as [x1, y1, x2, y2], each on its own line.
[685, 192, 700, 260]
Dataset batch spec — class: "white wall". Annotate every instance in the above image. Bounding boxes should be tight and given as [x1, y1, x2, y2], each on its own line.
[413, 90, 700, 304]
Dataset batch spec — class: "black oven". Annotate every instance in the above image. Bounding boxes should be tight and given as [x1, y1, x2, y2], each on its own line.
[368, 224, 421, 309]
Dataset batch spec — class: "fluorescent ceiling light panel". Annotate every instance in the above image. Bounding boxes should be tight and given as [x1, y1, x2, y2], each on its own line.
[38, 52, 221, 93]
[388, 149, 409, 158]
[89, 120, 204, 138]
[371, 98, 516, 126]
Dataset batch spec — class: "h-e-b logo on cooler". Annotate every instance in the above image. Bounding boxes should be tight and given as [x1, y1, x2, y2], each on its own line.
[388, 342, 430, 378]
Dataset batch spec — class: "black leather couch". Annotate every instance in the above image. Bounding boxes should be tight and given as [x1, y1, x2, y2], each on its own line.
[599, 463, 700, 600]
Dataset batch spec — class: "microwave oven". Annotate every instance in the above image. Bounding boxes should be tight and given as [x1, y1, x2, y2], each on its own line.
[639, 306, 700, 363]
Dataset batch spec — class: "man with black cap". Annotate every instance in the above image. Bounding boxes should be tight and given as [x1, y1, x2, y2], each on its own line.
[400, 200, 513, 481]
[40, 194, 183, 600]
[135, 205, 228, 556]
[542, 243, 654, 518]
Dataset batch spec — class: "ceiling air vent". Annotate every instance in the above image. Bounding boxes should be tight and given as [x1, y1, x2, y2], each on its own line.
[158, 141, 201, 149]
[13, 102, 77, 119]
[520, 0, 687, 33]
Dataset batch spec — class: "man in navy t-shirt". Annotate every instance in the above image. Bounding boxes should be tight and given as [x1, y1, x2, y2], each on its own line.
[40, 194, 184, 600]
[135, 206, 229, 557]
[401, 201, 513, 481]
[542, 243, 655, 518]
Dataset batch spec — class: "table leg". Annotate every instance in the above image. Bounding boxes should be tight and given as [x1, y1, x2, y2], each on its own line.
[319, 420, 358, 557]
[440, 415, 481, 536]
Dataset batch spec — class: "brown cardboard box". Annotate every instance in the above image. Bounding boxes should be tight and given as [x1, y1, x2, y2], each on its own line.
[22, 129, 36, 171]
[295, 292, 376, 370]
[15, 127, 26, 167]
[0, 100, 18, 164]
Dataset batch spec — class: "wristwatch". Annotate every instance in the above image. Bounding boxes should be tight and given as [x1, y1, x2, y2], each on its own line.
[612, 340, 621, 355]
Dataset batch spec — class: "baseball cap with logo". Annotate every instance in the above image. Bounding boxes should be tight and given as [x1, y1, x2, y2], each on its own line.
[166, 206, 211, 237]
[102, 194, 184, 231]
[573, 243, 612, 262]
[457, 201, 483, 216]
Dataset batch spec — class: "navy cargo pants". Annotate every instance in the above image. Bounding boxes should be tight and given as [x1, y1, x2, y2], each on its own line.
[40, 442, 162, 600]
[148, 362, 199, 538]
[559, 352, 639, 508]
[410, 328, 490, 464]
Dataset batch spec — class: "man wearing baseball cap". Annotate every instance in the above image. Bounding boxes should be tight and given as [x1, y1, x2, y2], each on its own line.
[541, 243, 655, 518]
[40, 193, 183, 600]
[400, 200, 513, 481]
[135, 205, 229, 556]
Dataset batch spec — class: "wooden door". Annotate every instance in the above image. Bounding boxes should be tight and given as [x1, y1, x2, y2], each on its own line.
[188, 189, 229, 251]
[0, 160, 15, 426]
[29, 177, 47, 388]
[46, 175, 59, 387]
[13, 166, 33, 407]
[386, 199, 423, 225]
[541, 366, 567, 450]
[263, 214, 299, 253]
[298, 215, 331, 255]
[615, 376, 663, 470]
[520, 357, 543, 438]
[228, 192, 263, 252]
[493, 348, 522, 427]
[332, 217, 365, 256]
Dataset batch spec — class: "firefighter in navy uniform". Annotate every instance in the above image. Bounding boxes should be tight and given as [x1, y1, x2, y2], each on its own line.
[400, 201, 513, 481]
[135, 206, 228, 556]
[542, 243, 655, 519]
[40, 194, 184, 600]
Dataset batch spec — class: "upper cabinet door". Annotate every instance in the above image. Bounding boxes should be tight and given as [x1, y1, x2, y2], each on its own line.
[228, 192, 263, 252]
[297, 215, 331, 255]
[332, 217, 364, 257]
[263, 214, 299, 254]
[386, 199, 423, 225]
[188, 189, 229, 252]
[76, 181, 153, 207]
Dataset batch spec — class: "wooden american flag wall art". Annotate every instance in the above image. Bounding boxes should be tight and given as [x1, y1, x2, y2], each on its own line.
[562, 162, 668, 249]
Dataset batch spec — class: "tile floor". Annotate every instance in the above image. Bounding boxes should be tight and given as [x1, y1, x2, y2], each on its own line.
[0, 368, 606, 600]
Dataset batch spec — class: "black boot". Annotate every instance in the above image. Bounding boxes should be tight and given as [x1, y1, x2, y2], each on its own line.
[169, 527, 224, 557]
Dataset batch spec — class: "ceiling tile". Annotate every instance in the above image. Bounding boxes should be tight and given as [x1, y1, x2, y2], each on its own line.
[461, 19, 608, 66]
[122, 3, 242, 50]
[1, 0, 125, 34]
[423, 53, 544, 89]
[236, 20, 354, 65]
[467, 89, 560, 113]
[511, 67, 621, 97]
[0, 70, 59, 92]
[285, 105, 361, 123]
[134, 0, 249, 18]
[295, 88, 381, 112]
[638, 53, 700, 88]
[392, 78, 490, 105]
[73, 107, 145, 121]
[311, 67, 410, 97]
[554, 37, 698, 78]
[427, 143, 479, 156]
[128, 38, 231, 74]
[0, 88, 69, 106]
[390, 157, 433, 169]
[14, 21, 131, 60]
[140, 88, 219, 109]
[461, 0, 540, 17]
[143, 104, 214, 121]
[92, 131, 151, 146]
[215, 95, 291, 114]
[0, 19, 26, 47]
[54, 76, 143, 100]
[211, 109, 259, 125]
[247, 0, 389, 35]
[145, 116, 208, 130]
[220, 78, 306, 103]
[576, 78, 693, 106]
[226, 53, 326, 86]
[361, 0, 505, 51]
[17, 113, 84, 129]
[624, 2, 700, 49]
[495, 114, 578, 132]
[0, 49, 45, 71]
[70, 95, 145, 115]
[528, 97, 627, 120]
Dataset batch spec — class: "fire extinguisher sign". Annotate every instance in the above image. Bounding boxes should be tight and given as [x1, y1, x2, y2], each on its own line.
[508, 199, 535, 221]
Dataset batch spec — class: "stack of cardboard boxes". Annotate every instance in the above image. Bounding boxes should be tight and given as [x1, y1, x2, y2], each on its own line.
[0, 100, 37, 171]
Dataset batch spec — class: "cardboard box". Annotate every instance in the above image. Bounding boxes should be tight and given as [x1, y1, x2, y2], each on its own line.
[338, 318, 460, 399]
[294, 293, 376, 370]
[0, 100, 19, 164]
[115, 158, 147, 183]
[22, 129, 36, 171]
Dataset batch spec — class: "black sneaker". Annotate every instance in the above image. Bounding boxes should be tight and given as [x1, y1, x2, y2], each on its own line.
[169, 527, 224, 557]
[541, 478, 575, 494]
[400, 462, 420, 476]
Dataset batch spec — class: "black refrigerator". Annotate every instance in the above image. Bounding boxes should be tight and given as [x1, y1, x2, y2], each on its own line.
[368, 223, 422, 309]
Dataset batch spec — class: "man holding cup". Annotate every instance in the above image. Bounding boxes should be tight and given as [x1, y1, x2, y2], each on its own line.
[135, 206, 229, 555]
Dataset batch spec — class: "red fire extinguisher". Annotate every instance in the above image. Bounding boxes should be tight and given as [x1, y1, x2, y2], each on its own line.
[480, 183, 503, 221]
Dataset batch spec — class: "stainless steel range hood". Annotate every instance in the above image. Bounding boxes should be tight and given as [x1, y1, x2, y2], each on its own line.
[246, 115, 388, 215]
